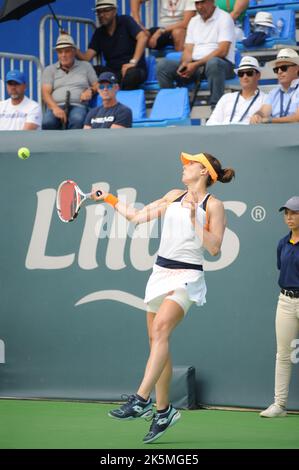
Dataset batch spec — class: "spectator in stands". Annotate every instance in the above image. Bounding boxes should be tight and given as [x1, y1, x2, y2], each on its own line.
[207, 56, 267, 125]
[250, 48, 299, 124]
[42, 33, 98, 130]
[77, 0, 148, 90]
[130, 0, 196, 51]
[84, 72, 132, 129]
[216, 0, 248, 21]
[0, 70, 42, 131]
[157, 0, 236, 109]
[216, 0, 249, 40]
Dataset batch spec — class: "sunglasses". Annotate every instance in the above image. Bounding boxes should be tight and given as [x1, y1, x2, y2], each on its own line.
[98, 7, 115, 14]
[237, 69, 256, 77]
[99, 83, 114, 90]
[273, 64, 296, 74]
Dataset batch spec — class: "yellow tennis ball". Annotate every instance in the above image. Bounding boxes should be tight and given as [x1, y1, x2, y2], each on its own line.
[18, 147, 30, 160]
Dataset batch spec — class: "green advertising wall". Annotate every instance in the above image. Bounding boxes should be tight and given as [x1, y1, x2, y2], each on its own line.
[0, 125, 298, 409]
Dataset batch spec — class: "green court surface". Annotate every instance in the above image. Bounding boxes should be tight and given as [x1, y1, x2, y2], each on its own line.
[0, 399, 298, 449]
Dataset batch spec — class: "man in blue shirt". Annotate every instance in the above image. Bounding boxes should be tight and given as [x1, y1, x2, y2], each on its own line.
[251, 48, 299, 124]
[77, 0, 148, 90]
[260, 196, 299, 418]
[84, 72, 132, 129]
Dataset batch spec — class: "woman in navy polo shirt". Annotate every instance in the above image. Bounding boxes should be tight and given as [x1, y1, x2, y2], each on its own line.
[261, 196, 299, 418]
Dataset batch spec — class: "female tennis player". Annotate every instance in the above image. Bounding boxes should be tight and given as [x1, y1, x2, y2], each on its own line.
[92, 152, 235, 443]
[260, 196, 299, 418]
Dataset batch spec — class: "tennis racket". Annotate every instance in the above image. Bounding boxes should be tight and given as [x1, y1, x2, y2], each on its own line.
[56, 179, 102, 223]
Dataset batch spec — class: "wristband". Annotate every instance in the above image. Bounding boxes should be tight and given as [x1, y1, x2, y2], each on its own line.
[104, 193, 119, 207]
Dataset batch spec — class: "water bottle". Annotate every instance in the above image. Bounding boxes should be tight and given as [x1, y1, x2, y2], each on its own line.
[276, 18, 284, 37]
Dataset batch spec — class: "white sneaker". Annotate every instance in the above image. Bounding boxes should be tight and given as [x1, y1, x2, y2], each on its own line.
[260, 403, 287, 418]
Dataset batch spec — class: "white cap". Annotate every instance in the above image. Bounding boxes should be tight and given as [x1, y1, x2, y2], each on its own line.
[254, 11, 275, 29]
[93, 0, 117, 10]
[55, 33, 75, 49]
[236, 56, 261, 73]
[269, 48, 299, 67]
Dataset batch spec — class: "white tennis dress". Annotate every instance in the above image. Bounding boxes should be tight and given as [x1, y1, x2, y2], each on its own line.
[144, 192, 210, 307]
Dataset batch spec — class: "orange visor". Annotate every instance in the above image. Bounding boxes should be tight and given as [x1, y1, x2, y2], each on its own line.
[180, 152, 218, 183]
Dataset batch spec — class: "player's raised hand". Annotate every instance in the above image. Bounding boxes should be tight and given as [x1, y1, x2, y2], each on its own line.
[91, 189, 106, 201]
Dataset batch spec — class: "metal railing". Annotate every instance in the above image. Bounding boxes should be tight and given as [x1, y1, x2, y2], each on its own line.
[0, 52, 43, 104]
[39, 14, 98, 67]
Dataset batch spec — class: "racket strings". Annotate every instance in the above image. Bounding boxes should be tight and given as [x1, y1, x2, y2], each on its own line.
[59, 182, 78, 222]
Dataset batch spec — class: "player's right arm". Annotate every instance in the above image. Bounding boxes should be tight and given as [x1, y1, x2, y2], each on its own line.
[91, 189, 185, 224]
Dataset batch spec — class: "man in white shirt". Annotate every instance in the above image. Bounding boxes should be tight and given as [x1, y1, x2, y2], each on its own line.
[130, 0, 196, 51]
[157, 0, 235, 108]
[251, 48, 299, 124]
[0, 70, 42, 131]
[207, 56, 267, 125]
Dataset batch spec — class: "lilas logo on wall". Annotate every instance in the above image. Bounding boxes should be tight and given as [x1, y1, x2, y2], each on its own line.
[25, 184, 247, 310]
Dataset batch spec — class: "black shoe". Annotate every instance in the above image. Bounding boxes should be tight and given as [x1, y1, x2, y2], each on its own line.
[108, 394, 153, 420]
[143, 405, 181, 443]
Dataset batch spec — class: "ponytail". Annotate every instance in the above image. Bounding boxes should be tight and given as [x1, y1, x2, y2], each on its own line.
[203, 153, 235, 187]
[218, 167, 235, 184]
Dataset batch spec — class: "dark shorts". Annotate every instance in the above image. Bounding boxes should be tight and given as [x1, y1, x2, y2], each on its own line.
[148, 27, 174, 49]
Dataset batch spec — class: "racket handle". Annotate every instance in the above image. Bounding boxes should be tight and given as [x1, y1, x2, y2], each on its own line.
[87, 190, 102, 199]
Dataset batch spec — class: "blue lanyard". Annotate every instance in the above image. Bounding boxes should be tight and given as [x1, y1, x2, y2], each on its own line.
[279, 84, 299, 117]
[229, 90, 260, 123]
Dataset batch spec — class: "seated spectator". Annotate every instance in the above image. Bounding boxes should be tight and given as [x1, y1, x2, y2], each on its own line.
[42, 33, 98, 130]
[77, 0, 148, 90]
[250, 48, 299, 124]
[207, 56, 267, 125]
[84, 72, 132, 129]
[216, 0, 249, 40]
[130, 0, 196, 51]
[0, 70, 42, 131]
[157, 0, 236, 109]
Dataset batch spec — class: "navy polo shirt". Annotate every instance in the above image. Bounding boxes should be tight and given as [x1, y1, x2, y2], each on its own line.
[88, 15, 146, 73]
[84, 102, 132, 128]
[277, 232, 299, 289]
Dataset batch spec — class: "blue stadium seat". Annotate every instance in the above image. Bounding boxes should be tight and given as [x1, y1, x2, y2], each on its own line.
[95, 89, 146, 121]
[149, 45, 176, 58]
[250, 0, 299, 7]
[165, 51, 183, 62]
[141, 55, 160, 91]
[116, 90, 146, 120]
[237, 9, 296, 50]
[134, 87, 191, 127]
